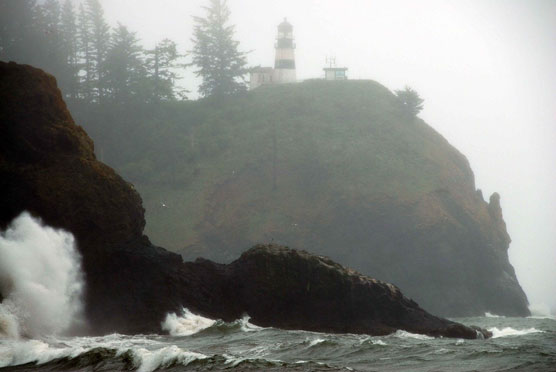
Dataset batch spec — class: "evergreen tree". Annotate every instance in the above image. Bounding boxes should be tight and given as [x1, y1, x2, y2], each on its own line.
[34, 0, 71, 86]
[191, 0, 247, 98]
[60, 0, 79, 100]
[105, 24, 146, 104]
[395, 86, 424, 118]
[77, 3, 93, 101]
[0, 0, 41, 64]
[145, 39, 183, 102]
[85, 0, 110, 102]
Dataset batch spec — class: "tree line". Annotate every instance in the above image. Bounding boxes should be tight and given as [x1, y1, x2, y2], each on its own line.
[0, 0, 247, 104]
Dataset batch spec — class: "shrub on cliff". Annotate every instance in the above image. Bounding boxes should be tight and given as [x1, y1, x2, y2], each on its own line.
[395, 86, 424, 118]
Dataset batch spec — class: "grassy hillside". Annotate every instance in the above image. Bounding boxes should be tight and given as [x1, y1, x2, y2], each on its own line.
[74, 80, 473, 252]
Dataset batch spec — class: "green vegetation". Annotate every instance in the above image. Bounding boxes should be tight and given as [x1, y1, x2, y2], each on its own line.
[70, 80, 472, 259]
[191, 0, 248, 97]
[395, 86, 425, 118]
[0, 0, 185, 104]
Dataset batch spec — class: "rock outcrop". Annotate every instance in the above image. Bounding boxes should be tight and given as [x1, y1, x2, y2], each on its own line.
[0, 61, 490, 338]
[221, 245, 490, 338]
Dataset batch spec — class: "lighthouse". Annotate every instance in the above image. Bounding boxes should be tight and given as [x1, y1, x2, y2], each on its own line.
[274, 18, 296, 83]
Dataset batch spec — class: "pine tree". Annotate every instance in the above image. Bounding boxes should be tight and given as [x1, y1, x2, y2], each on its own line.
[77, 3, 93, 101]
[145, 39, 183, 102]
[36, 0, 69, 84]
[104, 24, 145, 104]
[395, 86, 424, 119]
[0, 0, 41, 65]
[85, 0, 110, 102]
[191, 0, 247, 98]
[60, 0, 79, 100]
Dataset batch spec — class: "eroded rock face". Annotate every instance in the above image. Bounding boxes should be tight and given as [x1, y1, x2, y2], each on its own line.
[0, 62, 489, 338]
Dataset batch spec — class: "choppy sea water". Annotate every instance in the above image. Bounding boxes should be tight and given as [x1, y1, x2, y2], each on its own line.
[1, 215, 555, 371]
[0, 311, 554, 372]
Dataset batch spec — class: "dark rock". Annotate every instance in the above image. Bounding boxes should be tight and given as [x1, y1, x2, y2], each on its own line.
[0, 61, 489, 339]
[0, 61, 144, 246]
[221, 245, 492, 338]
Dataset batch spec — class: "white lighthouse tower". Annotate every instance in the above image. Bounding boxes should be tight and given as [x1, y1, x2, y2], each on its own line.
[273, 18, 296, 84]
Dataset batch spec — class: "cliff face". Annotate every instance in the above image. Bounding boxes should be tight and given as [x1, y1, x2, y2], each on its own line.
[75, 80, 529, 317]
[0, 61, 490, 338]
[0, 61, 172, 332]
[0, 62, 144, 246]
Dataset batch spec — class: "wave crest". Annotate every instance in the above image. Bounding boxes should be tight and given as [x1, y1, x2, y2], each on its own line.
[161, 308, 264, 336]
[488, 327, 544, 338]
[392, 330, 434, 340]
[0, 213, 84, 338]
[161, 308, 216, 336]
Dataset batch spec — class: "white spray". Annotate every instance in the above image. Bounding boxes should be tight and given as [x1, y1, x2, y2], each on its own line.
[0, 212, 84, 338]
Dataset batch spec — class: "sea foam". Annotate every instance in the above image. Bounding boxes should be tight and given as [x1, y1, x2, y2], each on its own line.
[0, 335, 207, 371]
[132, 345, 207, 372]
[161, 308, 216, 336]
[0, 212, 84, 338]
[488, 327, 544, 338]
[161, 308, 263, 336]
[392, 330, 434, 340]
[484, 312, 504, 318]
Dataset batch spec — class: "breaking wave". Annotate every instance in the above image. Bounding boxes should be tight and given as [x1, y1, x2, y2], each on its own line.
[162, 308, 263, 336]
[133, 346, 207, 372]
[0, 316, 553, 371]
[485, 312, 504, 318]
[0, 336, 208, 371]
[488, 327, 544, 338]
[161, 308, 216, 336]
[391, 330, 434, 340]
[0, 212, 84, 338]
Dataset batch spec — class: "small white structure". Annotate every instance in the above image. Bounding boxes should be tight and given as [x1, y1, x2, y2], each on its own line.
[323, 57, 348, 80]
[249, 67, 274, 90]
[324, 67, 348, 80]
[249, 19, 297, 90]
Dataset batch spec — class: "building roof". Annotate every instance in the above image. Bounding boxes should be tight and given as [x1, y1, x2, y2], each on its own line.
[323, 67, 348, 71]
[278, 18, 293, 31]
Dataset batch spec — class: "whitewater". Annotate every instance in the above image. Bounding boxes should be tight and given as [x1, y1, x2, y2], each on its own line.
[1, 215, 555, 371]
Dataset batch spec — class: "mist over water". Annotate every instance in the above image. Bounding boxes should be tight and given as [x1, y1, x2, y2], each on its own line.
[0, 212, 84, 338]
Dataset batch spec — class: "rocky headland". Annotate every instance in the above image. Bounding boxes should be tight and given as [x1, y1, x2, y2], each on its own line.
[74, 78, 531, 317]
[0, 61, 490, 338]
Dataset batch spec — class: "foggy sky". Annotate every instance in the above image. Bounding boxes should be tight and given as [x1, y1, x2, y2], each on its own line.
[93, 0, 556, 313]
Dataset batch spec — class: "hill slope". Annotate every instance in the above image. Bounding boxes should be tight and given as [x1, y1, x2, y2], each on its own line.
[0, 62, 492, 339]
[73, 79, 530, 317]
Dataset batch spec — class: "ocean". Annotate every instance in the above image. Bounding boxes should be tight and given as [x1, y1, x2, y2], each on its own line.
[1, 311, 554, 372]
[1, 215, 555, 371]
